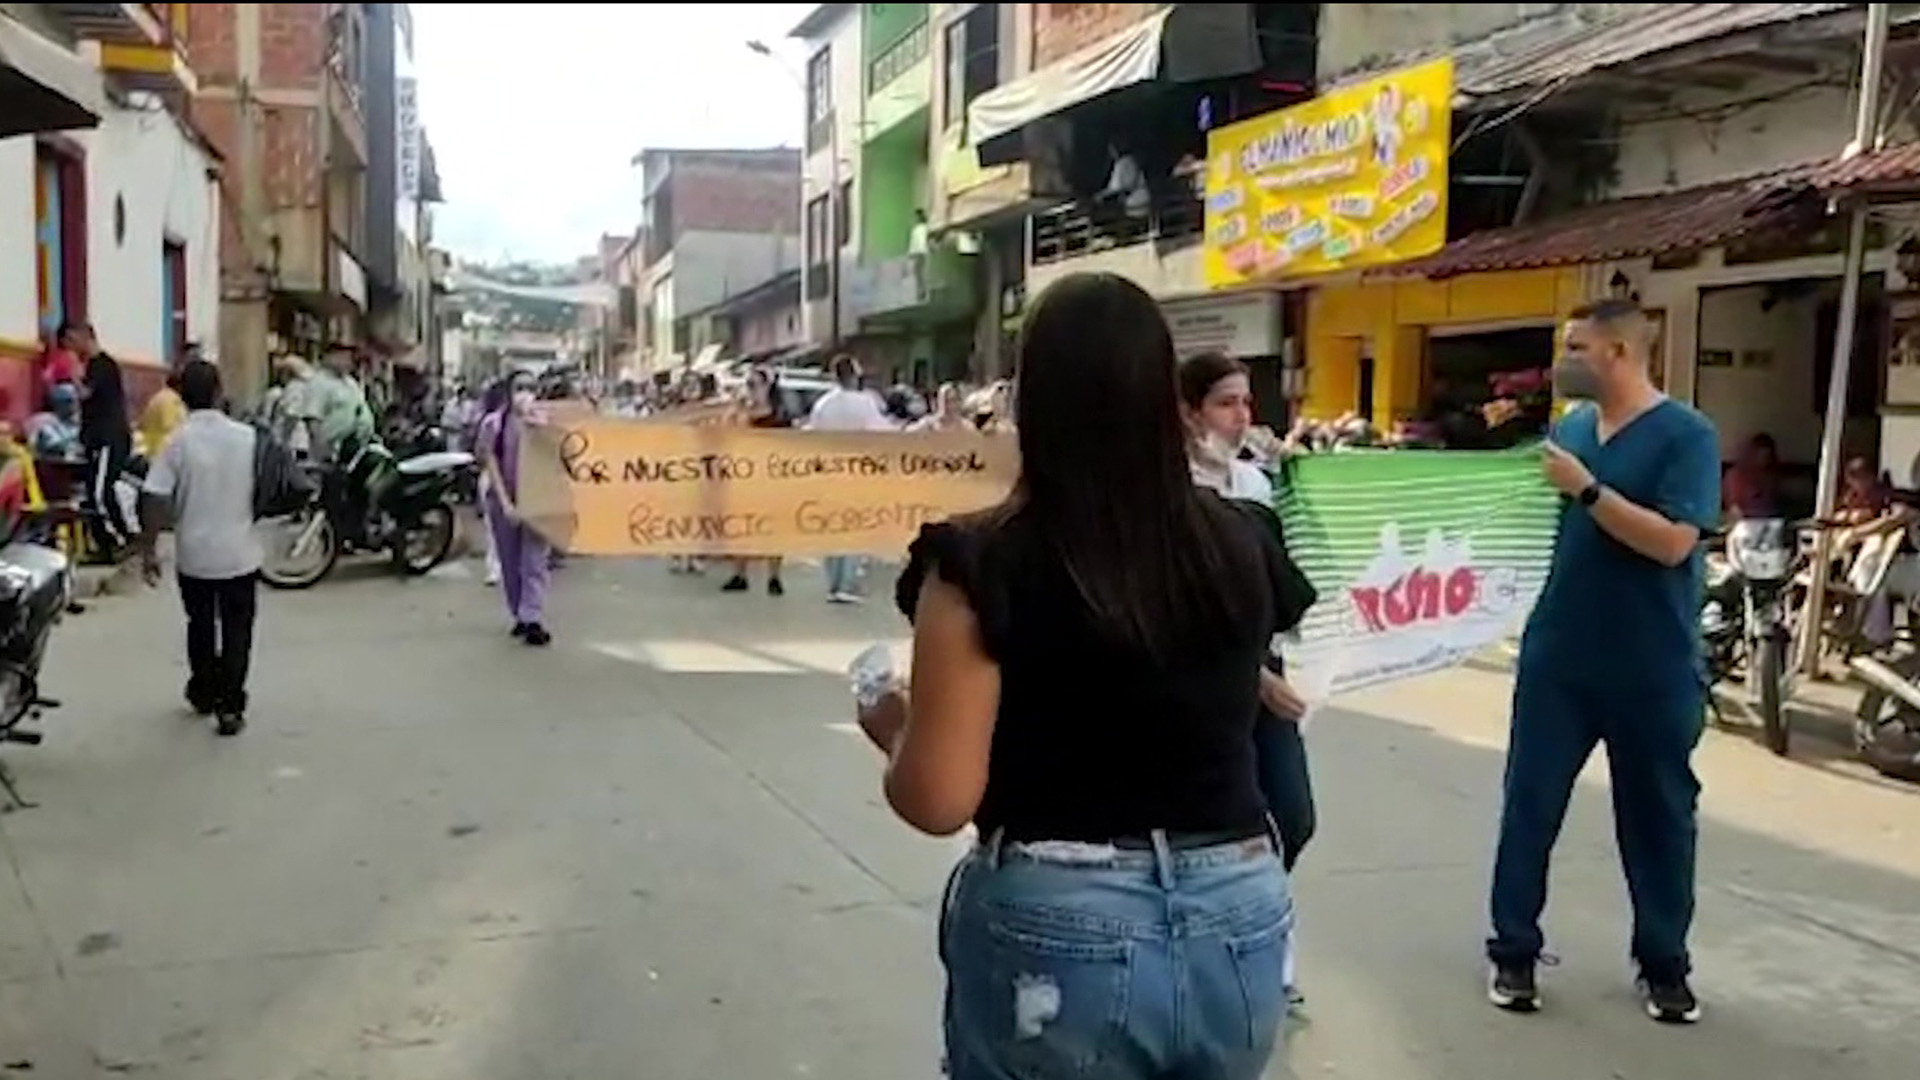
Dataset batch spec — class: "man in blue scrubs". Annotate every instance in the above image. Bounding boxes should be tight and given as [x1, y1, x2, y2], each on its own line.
[1487, 298, 1721, 1024]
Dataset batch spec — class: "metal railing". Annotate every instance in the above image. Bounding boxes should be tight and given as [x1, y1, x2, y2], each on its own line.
[1029, 187, 1204, 268]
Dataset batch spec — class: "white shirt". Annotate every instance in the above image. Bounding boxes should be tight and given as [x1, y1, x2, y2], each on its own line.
[1190, 457, 1274, 505]
[806, 386, 896, 432]
[144, 410, 262, 580]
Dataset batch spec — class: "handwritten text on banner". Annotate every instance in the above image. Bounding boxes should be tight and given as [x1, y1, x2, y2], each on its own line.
[1202, 57, 1453, 287]
[515, 420, 1019, 556]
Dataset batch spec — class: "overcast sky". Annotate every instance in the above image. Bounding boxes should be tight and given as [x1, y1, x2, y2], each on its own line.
[410, 3, 812, 265]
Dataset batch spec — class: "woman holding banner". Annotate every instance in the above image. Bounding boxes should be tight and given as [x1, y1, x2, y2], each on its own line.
[855, 273, 1314, 1080]
[1181, 351, 1318, 1012]
[476, 373, 554, 647]
[720, 366, 790, 597]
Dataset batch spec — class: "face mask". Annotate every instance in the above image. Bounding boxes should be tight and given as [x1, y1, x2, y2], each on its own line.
[1196, 429, 1239, 465]
[511, 389, 536, 413]
[1551, 355, 1604, 400]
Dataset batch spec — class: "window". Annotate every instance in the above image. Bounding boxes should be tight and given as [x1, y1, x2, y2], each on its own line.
[806, 48, 833, 122]
[162, 240, 188, 363]
[33, 141, 87, 339]
[806, 47, 834, 152]
[943, 5, 1000, 130]
[835, 181, 852, 248]
[805, 194, 832, 298]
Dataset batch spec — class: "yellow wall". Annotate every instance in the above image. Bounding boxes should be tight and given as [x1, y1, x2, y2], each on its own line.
[1304, 267, 1588, 421]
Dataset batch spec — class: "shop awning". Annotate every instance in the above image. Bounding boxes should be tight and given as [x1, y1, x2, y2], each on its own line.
[1378, 141, 1920, 280]
[967, 4, 1260, 160]
[0, 14, 107, 138]
[1376, 179, 1819, 280]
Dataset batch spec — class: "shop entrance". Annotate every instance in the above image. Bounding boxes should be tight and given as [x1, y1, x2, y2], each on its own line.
[1422, 323, 1557, 448]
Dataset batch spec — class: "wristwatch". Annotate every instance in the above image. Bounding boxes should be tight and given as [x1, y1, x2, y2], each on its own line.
[1578, 482, 1604, 507]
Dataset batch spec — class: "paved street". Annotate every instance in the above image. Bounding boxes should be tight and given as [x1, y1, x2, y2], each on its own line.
[2, 548, 1918, 1079]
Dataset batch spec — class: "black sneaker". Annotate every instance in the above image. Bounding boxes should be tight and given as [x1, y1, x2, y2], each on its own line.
[1488, 961, 1540, 1012]
[214, 713, 246, 738]
[768, 577, 785, 597]
[721, 575, 749, 592]
[523, 623, 552, 647]
[1637, 972, 1701, 1024]
[510, 621, 531, 639]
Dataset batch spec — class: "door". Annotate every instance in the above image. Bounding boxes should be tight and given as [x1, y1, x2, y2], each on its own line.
[163, 240, 188, 363]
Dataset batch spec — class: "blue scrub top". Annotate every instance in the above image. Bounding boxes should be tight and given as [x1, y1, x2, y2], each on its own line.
[1518, 399, 1723, 697]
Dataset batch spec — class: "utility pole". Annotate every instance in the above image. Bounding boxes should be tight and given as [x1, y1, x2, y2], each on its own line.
[1801, 1, 1891, 675]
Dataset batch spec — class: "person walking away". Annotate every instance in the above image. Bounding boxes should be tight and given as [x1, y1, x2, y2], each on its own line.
[1487, 298, 1721, 1024]
[1180, 351, 1317, 1011]
[855, 272, 1313, 1080]
[62, 321, 134, 560]
[137, 360, 262, 737]
[721, 366, 790, 596]
[805, 354, 896, 603]
[138, 349, 192, 460]
[477, 374, 553, 646]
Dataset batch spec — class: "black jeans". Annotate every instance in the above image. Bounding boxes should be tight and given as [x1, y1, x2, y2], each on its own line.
[179, 573, 259, 714]
[85, 439, 131, 552]
[1253, 710, 1316, 871]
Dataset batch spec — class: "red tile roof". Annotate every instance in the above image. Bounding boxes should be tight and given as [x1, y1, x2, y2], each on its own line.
[1376, 142, 1920, 280]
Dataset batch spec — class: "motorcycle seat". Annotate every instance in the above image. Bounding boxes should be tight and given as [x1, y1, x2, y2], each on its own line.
[396, 450, 474, 476]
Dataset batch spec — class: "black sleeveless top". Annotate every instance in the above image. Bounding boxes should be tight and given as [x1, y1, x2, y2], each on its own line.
[895, 494, 1315, 841]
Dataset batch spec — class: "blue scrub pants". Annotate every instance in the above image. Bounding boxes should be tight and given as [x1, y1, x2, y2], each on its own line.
[1488, 669, 1704, 981]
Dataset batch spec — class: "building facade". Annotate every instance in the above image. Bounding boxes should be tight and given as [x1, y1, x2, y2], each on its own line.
[185, 1, 372, 406]
[0, 3, 219, 420]
[633, 147, 802, 368]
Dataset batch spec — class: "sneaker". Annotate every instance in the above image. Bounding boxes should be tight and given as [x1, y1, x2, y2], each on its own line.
[1285, 984, 1306, 1014]
[1636, 972, 1701, 1024]
[214, 713, 246, 738]
[1488, 961, 1540, 1013]
[721, 575, 749, 592]
[523, 623, 552, 647]
[511, 621, 531, 639]
[768, 577, 785, 597]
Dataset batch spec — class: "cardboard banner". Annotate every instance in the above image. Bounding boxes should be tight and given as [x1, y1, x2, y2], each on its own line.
[515, 418, 1018, 556]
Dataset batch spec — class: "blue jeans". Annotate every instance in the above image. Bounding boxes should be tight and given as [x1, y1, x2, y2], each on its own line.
[942, 831, 1293, 1080]
[823, 554, 861, 595]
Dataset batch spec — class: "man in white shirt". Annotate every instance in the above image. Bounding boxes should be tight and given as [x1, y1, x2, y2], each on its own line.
[139, 360, 263, 737]
[805, 355, 896, 602]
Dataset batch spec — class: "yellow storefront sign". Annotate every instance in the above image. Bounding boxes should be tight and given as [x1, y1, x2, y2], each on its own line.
[1203, 57, 1453, 287]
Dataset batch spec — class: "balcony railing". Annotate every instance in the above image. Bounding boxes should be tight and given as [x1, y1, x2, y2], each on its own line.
[868, 20, 929, 95]
[1029, 187, 1204, 268]
[844, 240, 975, 325]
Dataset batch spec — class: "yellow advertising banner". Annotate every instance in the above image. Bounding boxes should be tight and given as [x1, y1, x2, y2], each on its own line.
[1202, 57, 1453, 287]
[514, 419, 1019, 557]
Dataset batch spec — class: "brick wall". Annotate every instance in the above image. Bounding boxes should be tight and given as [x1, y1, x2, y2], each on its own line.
[259, 2, 325, 91]
[1032, 3, 1159, 68]
[667, 164, 801, 239]
[184, 3, 333, 277]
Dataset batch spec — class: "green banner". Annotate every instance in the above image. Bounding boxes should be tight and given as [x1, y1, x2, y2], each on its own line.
[1273, 447, 1561, 697]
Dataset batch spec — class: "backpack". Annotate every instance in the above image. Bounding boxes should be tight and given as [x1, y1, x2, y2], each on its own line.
[252, 423, 315, 519]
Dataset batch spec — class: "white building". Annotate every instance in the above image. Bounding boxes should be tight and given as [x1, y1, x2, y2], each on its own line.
[792, 3, 864, 347]
[0, 88, 220, 416]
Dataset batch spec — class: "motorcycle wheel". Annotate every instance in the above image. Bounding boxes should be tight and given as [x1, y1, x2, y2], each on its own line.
[1757, 635, 1790, 756]
[1853, 686, 1920, 783]
[393, 503, 456, 577]
[259, 510, 339, 590]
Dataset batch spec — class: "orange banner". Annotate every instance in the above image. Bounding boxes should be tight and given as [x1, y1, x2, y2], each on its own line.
[515, 418, 1018, 557]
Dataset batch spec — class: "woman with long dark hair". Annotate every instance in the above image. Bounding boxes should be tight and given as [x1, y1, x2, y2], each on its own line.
[1180, 351, 1317, 1010]
[720, 366, 790, 596]
[857, 273, 1315, 1079]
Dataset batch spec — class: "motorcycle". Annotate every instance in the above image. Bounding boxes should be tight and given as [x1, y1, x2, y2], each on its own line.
[0, 532, 75, 811]
[1703, 518, 1799, 755]
[258, 434, 474, 590]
